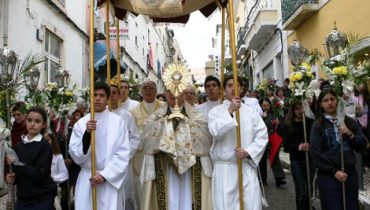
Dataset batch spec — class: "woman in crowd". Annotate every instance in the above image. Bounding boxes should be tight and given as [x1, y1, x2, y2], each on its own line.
[310, 89, 367, 210]
[280, 101, 314, 210]
[259, 97, 286, 187]
[6, 107, 57, 210]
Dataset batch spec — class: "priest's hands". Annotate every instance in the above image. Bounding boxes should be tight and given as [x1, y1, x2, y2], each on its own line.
[86, 120, 97, 133]
[235, 148, 250, 159]
[90, 173, 105, 186]
[228, 96, 241, 114]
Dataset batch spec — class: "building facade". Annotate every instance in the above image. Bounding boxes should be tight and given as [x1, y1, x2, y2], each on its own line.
[0, 0, 89, 89]
[282, 0, 370, 77]
[236, 0, 289, 89]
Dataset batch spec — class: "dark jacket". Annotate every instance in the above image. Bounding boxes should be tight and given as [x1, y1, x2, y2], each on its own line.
[310, 116, 367, 175]
[280, 117, 314, 162]
[13, 138, 57, 202]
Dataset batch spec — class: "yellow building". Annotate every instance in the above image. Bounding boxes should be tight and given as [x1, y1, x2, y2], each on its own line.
[283, 0, 370, 75]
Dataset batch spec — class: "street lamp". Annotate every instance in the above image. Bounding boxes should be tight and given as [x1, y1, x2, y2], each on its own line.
[325, 22, 348, 58]
[288, 40, 308, 67]
[56, 68, 70, 88]
[0, 34, 18, 88]
[25, 67, 41, 91]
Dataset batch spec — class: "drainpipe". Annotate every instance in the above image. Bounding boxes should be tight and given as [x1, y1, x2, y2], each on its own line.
[2, 0, 9, 45]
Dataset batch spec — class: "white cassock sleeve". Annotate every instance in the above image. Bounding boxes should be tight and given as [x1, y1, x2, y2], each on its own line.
[69, 120, 90, 165]
[208, 107, 238, 141]
[244, 111, 268, 167]
[99, 120, 130, 190]
[126, 112, 140, 159]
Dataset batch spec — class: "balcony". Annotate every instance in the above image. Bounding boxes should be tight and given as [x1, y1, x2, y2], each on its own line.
[282, 0, 319, 30]
[245, 8, 279, 51]
[237, 26, 247, 57]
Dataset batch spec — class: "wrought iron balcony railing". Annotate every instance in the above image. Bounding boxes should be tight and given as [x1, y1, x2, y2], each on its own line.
[237, 26, 247, 50]
[282, 0, 318, 23]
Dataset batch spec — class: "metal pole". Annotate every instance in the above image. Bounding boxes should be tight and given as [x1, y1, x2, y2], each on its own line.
[105, 2, 112, 110]
[227, 1, 244, 210]
[89, 0, 97, 209]
[5, 90, 14, 210]
[220, 6, 226, 103]
[301, 98, 312, 210]
[340, 134, 347, 210]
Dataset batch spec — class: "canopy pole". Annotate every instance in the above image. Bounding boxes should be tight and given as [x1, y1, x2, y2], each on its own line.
[301, 97, 313, 210]
[116, 18, 121, 84]
[89, 0, 97, 209]
[227, 2, 245, 210]
[105, 2, 112, 110]
[220, 6, 226, 102]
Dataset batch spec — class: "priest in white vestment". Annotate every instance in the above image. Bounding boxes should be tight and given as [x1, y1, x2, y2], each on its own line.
[140, 90, 213, 210]
[130, 81, 165, 210]
[110, 83, 141, 210]
[69, 82, 130, 210]
[208, 75, 268, 210]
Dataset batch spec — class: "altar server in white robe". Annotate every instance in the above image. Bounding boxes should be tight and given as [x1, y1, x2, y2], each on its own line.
[208, 75, 268, 210]
[196, 75, 221, 121]
[69, 82, 130, 210]
[110, 82, 141, 210]
[119, 79, 140, 111]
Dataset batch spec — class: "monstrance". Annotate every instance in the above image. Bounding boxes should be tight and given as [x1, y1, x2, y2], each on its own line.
[163, 62, 191, 119]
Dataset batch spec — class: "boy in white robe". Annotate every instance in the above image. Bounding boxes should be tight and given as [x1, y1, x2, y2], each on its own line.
[208, 75, 268, 210]
[69, 82, 130, 210]
[196, 75, 222, 121]
[110, 82, 141, 210]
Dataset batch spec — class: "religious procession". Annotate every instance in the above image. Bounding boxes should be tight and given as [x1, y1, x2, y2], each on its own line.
[1, 0, 370, 210]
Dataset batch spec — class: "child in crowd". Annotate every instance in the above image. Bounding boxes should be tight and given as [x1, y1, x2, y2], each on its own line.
[310, 89, 367, 210]
[6, 107, 57, 210]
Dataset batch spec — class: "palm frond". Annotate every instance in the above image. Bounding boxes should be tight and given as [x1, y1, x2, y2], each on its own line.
[347, 32, 367, 47]
[13, 53, 45, 90]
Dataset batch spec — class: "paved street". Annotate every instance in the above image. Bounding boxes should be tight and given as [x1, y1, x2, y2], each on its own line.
[263, 166, 296, 210]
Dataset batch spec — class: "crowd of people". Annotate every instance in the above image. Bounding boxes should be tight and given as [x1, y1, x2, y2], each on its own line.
[1, 75, 369, 210]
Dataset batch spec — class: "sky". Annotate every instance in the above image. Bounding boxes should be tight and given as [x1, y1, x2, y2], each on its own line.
[171, 11, 221, 70]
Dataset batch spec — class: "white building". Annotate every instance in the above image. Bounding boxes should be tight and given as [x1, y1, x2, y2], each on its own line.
[236, 0, 289, 88]
[95, 11, 183, 93]
[0, 0, 89, 88]
[208, 24, 231, 77]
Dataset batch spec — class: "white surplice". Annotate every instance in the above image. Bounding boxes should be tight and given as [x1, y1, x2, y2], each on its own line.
[208, 100, 268, 210]
[242, 96, 263, 116]
[113, 107, 140, 210]
[196, 100, 220, 121]
[69, 109, 130, 210]
[120, 98, 140, 112]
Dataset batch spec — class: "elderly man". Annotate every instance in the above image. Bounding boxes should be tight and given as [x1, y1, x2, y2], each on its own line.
[182, 86, 197, 106]
[140, 90, 213, 210]
[130, 80, 165, 209]
[119, 79, 140, 111]
[110, 82, 140, 210]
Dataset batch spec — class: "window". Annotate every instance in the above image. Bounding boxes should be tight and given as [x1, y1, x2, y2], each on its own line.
[44, 30, 62, 83]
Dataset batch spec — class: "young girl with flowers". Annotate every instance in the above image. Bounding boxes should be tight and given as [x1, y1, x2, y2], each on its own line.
[310, 89, 367, 210]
